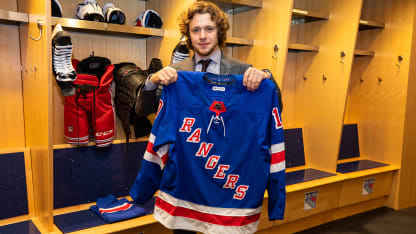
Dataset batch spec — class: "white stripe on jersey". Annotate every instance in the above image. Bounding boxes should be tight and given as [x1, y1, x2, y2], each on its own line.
[156, 144, 170, 159]
[144, 151, 164, 169]
[149, 133, 156, 143]
[270, 142, 285, 154]
[158, 191, 262, 217]
[270, 161, 285, 173]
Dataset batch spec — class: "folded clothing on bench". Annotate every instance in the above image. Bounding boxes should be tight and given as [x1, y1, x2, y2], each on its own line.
[90, 194, 146, 223]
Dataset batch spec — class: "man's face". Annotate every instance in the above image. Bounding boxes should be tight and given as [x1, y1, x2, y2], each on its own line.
[189, 13, 219, 58]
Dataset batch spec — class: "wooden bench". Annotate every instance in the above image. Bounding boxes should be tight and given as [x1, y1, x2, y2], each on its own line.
[277, 128, 347, 225]
[336, 124, 398, 207]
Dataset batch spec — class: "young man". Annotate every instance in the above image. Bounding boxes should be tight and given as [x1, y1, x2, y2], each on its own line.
[135, 1, 282, 117]
[131, 2, 285, 234]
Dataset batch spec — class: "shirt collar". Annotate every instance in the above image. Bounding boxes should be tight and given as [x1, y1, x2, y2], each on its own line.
[195, 48, 221, 65]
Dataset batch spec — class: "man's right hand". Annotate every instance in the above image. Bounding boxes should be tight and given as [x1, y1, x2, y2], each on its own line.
[150, 66, 178, 86]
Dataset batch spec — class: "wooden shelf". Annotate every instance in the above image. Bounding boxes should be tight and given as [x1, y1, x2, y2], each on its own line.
[292, 8, 329, 24]
[52, 17, 163, 38]
[225, 36, 254, 46]
[288, 43, 319, 52]
[359, 19, 385, 31]
[354, 49, 375, 57]
[0, 9, 28, 25]
[208, 0, 262, 13]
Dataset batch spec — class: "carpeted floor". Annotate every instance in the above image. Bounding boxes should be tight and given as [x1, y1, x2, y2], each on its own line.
[296, 206, 416, 234]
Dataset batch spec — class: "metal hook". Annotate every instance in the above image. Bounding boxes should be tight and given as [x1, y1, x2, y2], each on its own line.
[30, 19, 44, 41]
[272, 44, 279, 59]
[340, 51, 346, 63]
[397, 55, 403, 67]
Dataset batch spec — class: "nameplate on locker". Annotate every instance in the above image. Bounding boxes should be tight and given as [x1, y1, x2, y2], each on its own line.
[362, 178, 375, 195]
[304, 191, 318, 211]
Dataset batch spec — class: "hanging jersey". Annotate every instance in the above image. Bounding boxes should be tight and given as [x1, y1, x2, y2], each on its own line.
[130, 71, 285, 234]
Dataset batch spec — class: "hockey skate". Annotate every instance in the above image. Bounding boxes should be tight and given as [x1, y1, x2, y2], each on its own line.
[170, 39, 189, 64]
[52, 24, 77, 96]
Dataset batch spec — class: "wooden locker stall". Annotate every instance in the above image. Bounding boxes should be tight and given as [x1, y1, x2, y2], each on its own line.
[49, 0, 164, 233]
[257, 1, 364, 233]
[286, 0, 362, 172]
[344, 0, 416, 210]
[0, 0, 52, 233]
[52, 0, 152, 143]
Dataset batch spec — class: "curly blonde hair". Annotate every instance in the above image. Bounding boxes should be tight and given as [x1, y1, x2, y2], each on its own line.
[178, 1, 230, 49]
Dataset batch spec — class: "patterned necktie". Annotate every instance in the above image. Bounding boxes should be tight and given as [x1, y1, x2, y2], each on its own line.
[200, 59, 212, 72]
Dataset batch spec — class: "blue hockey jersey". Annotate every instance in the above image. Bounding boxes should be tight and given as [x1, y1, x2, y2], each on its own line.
[130, 71, 285, 234]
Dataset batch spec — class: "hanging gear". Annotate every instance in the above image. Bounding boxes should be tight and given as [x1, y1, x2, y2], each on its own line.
[52, 24, 77, 96]
[113, 58, 163, 143]
[113, 63, 148, 141]
[64, 56, 115, 147]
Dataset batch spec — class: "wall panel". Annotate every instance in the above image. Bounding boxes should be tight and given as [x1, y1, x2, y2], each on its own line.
[0, 23, 25, 149]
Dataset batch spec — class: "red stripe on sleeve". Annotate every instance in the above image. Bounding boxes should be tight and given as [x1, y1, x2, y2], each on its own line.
[271, 151, 285, 164]
[146, 141, 157, 156]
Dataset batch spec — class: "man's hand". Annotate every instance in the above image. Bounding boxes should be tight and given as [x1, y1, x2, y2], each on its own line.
[150, 66, 178, 86]
[243, 67, 270, 91]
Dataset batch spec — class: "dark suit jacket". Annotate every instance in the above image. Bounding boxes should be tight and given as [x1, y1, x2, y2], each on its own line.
[135, 52, 282, 117]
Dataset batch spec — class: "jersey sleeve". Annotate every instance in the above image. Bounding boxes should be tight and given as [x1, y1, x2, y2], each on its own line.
[267, 88, 286, 220]
[130, 85, 177, 205]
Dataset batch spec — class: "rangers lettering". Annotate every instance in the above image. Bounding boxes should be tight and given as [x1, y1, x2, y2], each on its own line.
[195, 142, 214, 157]
[205, 155, 220, 169]
[272, 107, 282, 129]
[223, 174, 239, 189]
[186, 128, 202, 143]
[179, 118, 195, 132]
[214, 164, 230, 179]
[233, 185, 249, 200]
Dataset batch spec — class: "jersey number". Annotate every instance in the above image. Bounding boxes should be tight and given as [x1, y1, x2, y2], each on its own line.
[272, 107, 282, 129]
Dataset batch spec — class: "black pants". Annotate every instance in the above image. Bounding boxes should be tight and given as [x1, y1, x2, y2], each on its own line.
[173, 230, 196, 234]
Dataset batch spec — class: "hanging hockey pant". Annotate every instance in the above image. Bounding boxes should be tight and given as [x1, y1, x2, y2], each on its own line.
[64, 65, 115, 147]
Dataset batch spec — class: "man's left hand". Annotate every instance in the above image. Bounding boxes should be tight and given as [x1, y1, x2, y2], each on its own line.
[243, 67, 270, 91]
